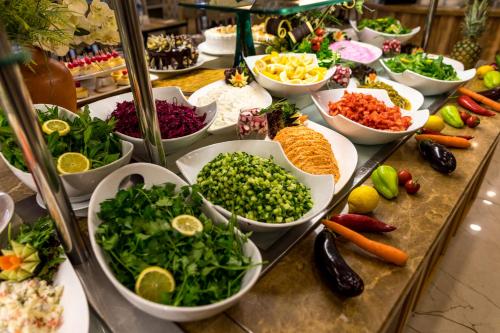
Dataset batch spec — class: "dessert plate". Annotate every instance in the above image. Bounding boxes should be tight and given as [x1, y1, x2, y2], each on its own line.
[149, 53, 216, 76]
[198, 42, 234, 56]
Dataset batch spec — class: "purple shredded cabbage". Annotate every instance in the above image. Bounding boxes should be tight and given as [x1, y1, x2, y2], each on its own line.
[110, 99, 206, 139]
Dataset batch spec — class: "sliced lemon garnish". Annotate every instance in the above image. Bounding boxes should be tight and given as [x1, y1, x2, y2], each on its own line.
[171, 215, 203, 236]
[56, 152, 90, 174]
[42, 119, 70, 136]
[135, 266, 175, 303]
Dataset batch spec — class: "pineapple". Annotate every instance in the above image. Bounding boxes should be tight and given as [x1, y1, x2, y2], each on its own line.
[450, 0, 489, 69]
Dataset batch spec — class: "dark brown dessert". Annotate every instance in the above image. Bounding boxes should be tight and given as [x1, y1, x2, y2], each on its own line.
[147, 34, 199, 70]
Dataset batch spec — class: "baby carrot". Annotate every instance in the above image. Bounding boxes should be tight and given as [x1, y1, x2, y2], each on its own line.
[414, 134, 471, 148]
[322, 219, 408, 266]
[458, 87, 500, 112]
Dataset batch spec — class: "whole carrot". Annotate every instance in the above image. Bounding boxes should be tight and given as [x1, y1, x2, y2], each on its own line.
[322, 219, 408, 266]
[458, 87, 500, 112]
[419, 128, 474, 140]
[415, 134, 471, 148]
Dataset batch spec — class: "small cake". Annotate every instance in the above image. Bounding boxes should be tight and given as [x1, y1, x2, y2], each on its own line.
[147, 34, 199, 70]
[75, 82, 89, 99]
[116, 70, 130, 86]
[109, 51, 126, 67]
[203, 25, 236, 53]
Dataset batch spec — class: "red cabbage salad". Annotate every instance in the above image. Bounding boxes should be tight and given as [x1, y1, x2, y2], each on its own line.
[110, 99, 207, 139]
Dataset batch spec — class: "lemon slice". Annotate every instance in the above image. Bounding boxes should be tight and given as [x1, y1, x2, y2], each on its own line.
[171, 215, 203, 236]
[42, 120, 70, 136]
[135, 266, 175, 303]
[56, 152, 90, 174]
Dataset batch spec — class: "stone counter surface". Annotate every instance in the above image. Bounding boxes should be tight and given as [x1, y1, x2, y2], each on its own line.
[0, 96, 499, 333]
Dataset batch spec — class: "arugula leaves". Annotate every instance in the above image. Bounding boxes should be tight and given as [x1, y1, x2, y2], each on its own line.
[96, 183, 255, 306]
[384, 53, 459, 81]
[0, 105, 121, 172]
[10, 216, 66, 282]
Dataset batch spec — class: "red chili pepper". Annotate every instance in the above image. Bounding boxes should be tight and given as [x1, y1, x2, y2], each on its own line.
[419, 128, 474, 140]
[330, 214, 396, 233]
[457, 95, 496, 117]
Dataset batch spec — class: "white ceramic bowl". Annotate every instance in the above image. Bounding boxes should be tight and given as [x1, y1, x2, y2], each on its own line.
[88, 163, 262, 321]
[312, 88, 429, 145]
[244, 53, 336, 97]
[349, 20, 420, 48]
[88, 86, 217, 160]
[380, 55, 476, 96]
[0, 104, 133, 202]
[347, 77, 424, 112]
[330, 40, 382, 66]
[176, 140, 335, 232]
[188, 80, 273, 135]
[0, 192, 14, 234]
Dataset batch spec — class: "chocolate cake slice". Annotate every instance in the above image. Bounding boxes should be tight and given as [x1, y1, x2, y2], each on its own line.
[147, 34, 199, 70]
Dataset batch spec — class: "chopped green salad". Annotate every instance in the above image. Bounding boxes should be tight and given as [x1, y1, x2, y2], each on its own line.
[358, 17, 411, 34]
[197, 152, 313, 223]
[96, 183, 255, 306]
[384, 53, 460, 81]
[0, 106, 121, 172]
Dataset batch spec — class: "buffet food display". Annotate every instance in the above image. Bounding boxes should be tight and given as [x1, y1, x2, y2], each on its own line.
[2, 2, 500, 331]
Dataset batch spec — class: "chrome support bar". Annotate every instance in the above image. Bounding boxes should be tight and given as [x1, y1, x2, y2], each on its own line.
[0, 30, 88, 264]
[111, 0, 167, 166]
[423, 0, 440, 50]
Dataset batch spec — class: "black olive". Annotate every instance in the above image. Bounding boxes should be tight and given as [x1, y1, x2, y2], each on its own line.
[314, 229, 364, 298]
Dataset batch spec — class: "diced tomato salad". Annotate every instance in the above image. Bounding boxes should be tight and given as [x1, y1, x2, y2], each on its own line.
[328, 92, 412, 131]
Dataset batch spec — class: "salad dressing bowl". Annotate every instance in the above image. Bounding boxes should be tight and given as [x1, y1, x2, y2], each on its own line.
[88, 87, 217, 161]
[176, 140, 335, 232]
[88, 163, 262, 321]
[312, 88, 429, 145]
[380, 55, 476, 96]
[244, 53, 336, 97]
[0, 104, 133, 203]
[349, 20, 420, 48]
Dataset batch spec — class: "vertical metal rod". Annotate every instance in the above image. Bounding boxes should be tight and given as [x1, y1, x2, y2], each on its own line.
[111, 0, 167, 166]
[422, 0, 440, 50]
[0, 30, 88, 264]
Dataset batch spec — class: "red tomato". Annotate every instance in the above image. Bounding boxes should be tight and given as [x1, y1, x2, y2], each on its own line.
[397, 169, 412, 186]
[404, 179, 420, 194]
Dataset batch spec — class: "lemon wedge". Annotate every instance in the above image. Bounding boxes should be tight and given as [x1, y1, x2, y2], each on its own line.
[171, 215, 203, 236]
[135, 266, 175, 303]
[42, 120, 70, 136]
[56, 152, 90, 174]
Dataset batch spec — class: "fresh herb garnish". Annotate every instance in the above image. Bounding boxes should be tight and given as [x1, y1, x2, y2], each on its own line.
[294, 35, 339, 68]
[95, 183, 255, 306]
[260, 99, 302, 138]
[0, 105, 121, 172]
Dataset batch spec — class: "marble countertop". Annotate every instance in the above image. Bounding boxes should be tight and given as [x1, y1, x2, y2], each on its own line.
[0, 91, 499, 333]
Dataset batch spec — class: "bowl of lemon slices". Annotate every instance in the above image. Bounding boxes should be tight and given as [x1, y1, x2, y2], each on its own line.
[245, 53, 336, 97]
[0, 104, 133, 203]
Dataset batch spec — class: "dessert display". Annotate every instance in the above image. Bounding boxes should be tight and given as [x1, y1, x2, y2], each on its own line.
[115, 70, 130, 86]
[146, 34, 199, 70]
[203, 25, 236, 53]
[65, 50, 125, 77]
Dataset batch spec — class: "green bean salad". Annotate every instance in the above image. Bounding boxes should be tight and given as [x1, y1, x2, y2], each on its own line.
[197, 152, 313, 223]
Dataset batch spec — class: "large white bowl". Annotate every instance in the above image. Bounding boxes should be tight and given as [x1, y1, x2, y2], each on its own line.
[244, 53, 336, 97]
[176, 140, 335, 232]
[88, 163, 262, 322]
[88, 87, 217, 160]
[312, 88, 429, 145]
[347, 77, 424, 112]
[0, 192, 14, 234]
[350, 20, 420, 48]
[0, 104, 133, 202]
[188, 80, 273, 135]
[379, 55, 476, 96]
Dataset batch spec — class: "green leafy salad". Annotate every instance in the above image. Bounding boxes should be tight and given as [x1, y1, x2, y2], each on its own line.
[384, 53, 460, 81]
[95, 183, 255, 306]
[0, 105, 121, 172]
[358, 17, 411, 34]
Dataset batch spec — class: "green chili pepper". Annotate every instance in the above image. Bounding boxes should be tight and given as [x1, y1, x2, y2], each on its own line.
[484, 71, 500, 89]
[371, 165, 399, 200]
[439, 104, 464, 128]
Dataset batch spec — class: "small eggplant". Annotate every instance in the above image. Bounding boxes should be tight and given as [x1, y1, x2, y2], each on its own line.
[478, 87, 500, 101]
[418, 140, 456, 174]
[314, 229, 364, 298]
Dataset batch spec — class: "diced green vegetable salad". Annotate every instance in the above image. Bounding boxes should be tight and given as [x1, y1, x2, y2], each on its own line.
[358, 17, 411, 34]
[95, 183, 254, 306]
[384, 53, 460, 81]
[197, 152, 313, 223]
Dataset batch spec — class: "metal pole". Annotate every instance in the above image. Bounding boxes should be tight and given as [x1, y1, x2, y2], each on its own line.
[111, 0, 167, 166]
[422, 0, 440, 50]
[0, 31, 88, 264]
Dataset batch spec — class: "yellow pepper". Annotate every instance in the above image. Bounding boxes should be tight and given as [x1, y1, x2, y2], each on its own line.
[476, 65, 495, 79]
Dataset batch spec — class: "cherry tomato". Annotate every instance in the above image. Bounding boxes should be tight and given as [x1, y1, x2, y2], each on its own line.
[311, 37, 320, 44]
[404, 179, 420, 194]
[315, 28, 325, 36]
[317, 36, 324, 43]
[459, 110, 470, 123]
[312, 43, 320, 52]
[397, 169, 412, 186]
[466, 115, 480, 128]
